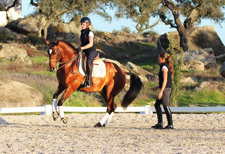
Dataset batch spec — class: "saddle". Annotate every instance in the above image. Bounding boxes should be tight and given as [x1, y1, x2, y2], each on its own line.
[78, 52, 106, 83]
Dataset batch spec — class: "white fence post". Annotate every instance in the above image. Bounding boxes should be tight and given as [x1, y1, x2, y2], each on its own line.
[40, 105, 52, 115]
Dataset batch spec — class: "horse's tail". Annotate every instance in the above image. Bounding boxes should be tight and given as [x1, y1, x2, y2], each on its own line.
[121, 73, 143, 108]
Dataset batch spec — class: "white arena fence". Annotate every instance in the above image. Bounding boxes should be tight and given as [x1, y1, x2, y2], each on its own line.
[0, 105, 225, 115]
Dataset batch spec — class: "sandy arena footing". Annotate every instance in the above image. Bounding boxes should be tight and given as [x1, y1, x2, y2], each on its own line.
[0, 113, 225, 153]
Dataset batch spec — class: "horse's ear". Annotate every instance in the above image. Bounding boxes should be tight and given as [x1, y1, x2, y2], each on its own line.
[45, 40, 50, 45]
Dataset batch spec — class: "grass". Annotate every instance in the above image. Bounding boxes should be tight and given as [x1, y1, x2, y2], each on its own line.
[177, 90, 225, 107]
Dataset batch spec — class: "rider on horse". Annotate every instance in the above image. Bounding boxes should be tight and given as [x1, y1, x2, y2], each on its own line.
[76, 17, 98, 87]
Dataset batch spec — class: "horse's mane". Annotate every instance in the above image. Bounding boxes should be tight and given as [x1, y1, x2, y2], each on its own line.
[59, 40, 77, 52]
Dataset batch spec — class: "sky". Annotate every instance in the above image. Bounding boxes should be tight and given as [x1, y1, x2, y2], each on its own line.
[22, 0, 225, 45]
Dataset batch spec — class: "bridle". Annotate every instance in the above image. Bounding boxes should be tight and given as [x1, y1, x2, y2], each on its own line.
[49, 47, 78, 71]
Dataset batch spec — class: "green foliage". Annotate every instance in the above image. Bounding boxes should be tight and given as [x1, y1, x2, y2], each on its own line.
[121, 26, 131, 33]
[30, 56, 48, 64]
[114, 0, 161, 34]
[141, 30, 158, 38]
[177, 90, 225, 107]
[167, 38, 184, 106]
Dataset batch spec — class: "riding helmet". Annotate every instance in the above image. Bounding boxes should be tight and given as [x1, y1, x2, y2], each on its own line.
[80, 17, 91, 24]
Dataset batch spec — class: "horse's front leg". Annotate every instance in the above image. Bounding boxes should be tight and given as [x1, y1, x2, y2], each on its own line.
[52, 84, 66, 121]
[57, 85, 79, 124]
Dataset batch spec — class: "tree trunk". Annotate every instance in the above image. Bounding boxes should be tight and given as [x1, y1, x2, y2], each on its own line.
[177, 29, 189, 51]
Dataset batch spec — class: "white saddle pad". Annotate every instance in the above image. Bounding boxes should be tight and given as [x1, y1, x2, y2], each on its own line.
[78, 58, 106, 77]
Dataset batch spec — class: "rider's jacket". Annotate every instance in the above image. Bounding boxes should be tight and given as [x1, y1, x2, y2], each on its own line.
[80, 28, 96, 54]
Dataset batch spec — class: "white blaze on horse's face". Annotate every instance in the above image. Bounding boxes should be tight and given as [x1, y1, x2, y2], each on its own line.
[48, 49, 52, 55]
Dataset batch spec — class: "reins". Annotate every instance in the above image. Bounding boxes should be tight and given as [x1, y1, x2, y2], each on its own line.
[51, 47, 79, 72]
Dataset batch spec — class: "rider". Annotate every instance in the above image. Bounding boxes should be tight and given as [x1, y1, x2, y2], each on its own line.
[76, 17, 98, 87]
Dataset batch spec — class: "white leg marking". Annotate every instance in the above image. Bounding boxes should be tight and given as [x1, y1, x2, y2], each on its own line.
[58, 106, 64, 118]
[99, 113, 109, 125]
[52, 99, 57, 112]
[104, 112, 114, 126]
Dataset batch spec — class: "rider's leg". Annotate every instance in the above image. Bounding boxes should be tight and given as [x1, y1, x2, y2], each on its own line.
[85, 51, 97, 87]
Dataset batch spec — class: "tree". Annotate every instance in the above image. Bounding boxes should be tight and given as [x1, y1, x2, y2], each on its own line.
[30, 0, 112, 38]
[160, 0, 225, 51]
[114, 0, 161, 35]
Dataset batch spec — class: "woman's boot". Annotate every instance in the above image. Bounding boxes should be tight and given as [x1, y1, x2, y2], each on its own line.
[152, 105, 163, 129]
[163, 106, 174, 129]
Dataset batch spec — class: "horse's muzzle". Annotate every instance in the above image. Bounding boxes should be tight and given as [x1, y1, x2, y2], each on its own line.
[49, 67, 55, 72]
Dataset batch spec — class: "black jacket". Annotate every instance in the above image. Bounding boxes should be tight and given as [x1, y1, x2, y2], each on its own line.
[158, 63, 172, 88]
[80, 28, 96, 54]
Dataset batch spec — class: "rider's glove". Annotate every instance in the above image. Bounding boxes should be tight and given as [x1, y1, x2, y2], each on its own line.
[76, 47, 81, 52]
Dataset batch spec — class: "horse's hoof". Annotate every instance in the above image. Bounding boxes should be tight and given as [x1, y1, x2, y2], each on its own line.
[52, 112, 59, 121]
[61, 117, 67, 124]
[94, 122, 102, 127]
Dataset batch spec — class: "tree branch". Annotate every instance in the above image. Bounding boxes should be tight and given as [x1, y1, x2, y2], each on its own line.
[30, 0, 39, 7]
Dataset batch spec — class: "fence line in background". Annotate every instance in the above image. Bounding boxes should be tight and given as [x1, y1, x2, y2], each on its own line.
[1, 105, 225, 115]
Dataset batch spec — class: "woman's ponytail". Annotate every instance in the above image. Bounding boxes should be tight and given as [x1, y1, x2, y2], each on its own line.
[159, 52, 174, 75]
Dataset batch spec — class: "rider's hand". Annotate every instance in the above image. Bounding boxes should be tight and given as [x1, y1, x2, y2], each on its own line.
[76, 47, 81, 52]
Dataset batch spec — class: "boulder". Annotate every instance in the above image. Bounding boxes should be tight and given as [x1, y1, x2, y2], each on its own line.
[47, 21, 80, 43]
[126, 62, 158, 82]
[6, 14, 48, 34]
[0, 27, 25, 42]
[180, 77, 198, 85]
[182, 48, 217, 69]
[0, 43, 32, 65]
[182, 59, 205, 71]
[157, 26, 225, 56]
[195, 81, 225, 92]
[220, 61, 225, 78]
[0, 79, 44, 107]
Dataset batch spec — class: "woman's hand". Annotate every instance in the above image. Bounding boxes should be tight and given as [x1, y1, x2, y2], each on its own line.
[158, 91, 163, 100]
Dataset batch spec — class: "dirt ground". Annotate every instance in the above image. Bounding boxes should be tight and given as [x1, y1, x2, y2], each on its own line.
[0, 113, 225, 154]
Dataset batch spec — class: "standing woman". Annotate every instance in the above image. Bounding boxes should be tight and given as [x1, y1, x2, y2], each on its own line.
[152, 52, 174, 129]
[76, 17, 98, 87]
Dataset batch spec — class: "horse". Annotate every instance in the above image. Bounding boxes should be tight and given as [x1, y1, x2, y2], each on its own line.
[46, 40, 143, 127]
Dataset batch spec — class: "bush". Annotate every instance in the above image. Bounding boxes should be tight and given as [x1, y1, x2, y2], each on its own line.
[142, 30, 158, 38]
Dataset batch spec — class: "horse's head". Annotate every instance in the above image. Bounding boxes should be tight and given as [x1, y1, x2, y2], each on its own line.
[46, 40, 61, 72]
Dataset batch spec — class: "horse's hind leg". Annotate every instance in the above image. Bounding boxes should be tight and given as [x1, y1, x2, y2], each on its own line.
[52, 84, 66, 121]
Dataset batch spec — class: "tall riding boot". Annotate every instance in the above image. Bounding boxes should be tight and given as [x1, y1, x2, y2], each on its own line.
[86, 63, 92, 87]
[163, 106, 174, 129]
[152, 105, 163, 129]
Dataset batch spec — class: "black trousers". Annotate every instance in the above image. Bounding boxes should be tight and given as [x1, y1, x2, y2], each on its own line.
[84, 50, 98, 64]
[154, 88, 172, 124]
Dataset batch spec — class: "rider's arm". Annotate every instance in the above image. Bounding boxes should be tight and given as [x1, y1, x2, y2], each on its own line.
[80, 34, 94, 50]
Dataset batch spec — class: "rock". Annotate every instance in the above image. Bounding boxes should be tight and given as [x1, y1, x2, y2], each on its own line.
[47, 21, 80, 43]
[11, 54, 32, 65]
[181, 48, 217, 69]
[126, 62, 158, 82]
[195, 81, 225, 92]
[220, 61, 225, 78]
[182, 59, 205, 71]
[6, 14, 48, 34]
[180, 77, 198, 85]
[0, 79, 44, 107]
[0, 27, 25, 41]
[157, 26, 225, 56]
[0, 43, 32, 65]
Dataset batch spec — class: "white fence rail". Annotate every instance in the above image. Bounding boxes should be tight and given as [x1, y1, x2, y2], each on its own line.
[1, 105, 225, 115]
